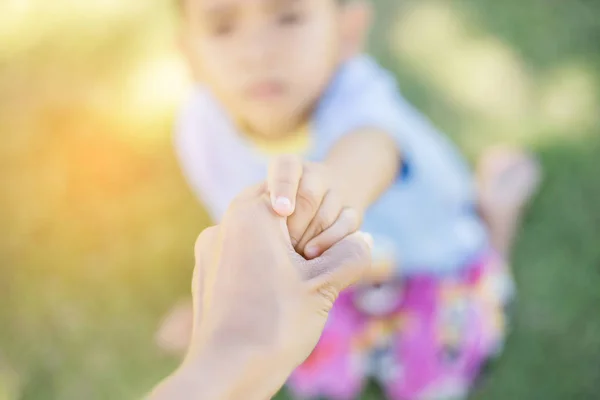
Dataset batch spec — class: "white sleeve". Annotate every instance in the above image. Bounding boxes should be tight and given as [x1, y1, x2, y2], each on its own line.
[172, 92, 229, 222]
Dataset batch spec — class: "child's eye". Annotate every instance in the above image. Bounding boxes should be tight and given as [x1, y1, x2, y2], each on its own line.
[278, 11, 303, 26]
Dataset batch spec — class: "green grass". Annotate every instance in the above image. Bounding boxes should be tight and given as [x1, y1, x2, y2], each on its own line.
[1, 0, 599, 399]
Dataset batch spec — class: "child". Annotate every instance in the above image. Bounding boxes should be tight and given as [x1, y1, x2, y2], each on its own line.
[157, 0, 541, 398]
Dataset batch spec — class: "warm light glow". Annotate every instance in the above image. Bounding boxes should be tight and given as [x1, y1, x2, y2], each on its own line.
[390, 2, 532, 120]
[539, 64, 598, 133]
[126, 54, 192, 117]
[388, 1, 598, 148]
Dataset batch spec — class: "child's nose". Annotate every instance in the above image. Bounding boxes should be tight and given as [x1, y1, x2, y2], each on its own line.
[240, 25, 277, 69]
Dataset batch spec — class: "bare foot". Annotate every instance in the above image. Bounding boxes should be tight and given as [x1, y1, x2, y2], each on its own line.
[477, 145, 542, 257]
[155, 300, 194, 356]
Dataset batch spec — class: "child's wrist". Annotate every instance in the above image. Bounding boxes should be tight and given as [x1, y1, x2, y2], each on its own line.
[320, 162, 369, 216]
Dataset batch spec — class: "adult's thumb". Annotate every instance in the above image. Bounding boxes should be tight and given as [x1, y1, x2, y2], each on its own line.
[306, 232, 372, 294]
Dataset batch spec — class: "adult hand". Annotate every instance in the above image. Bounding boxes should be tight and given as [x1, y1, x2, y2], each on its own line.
[149, 184, 371, 400]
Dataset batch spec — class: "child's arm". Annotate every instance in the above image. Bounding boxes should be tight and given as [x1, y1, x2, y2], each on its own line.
[324, 129, 400, 216]
[267, 129, 400, 281]
[324, 129, 400, 282]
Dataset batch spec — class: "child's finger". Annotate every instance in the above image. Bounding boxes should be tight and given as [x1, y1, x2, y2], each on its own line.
[287, 165, 327, 248]
[302, 207, 360, 259]
[267, 155, 303, 216]
[296, 191, 342, 254]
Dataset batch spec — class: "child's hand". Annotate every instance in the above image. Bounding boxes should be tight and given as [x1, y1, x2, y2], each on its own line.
[267, 155, 361, 259]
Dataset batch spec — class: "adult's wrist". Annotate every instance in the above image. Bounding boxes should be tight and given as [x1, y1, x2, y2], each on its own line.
[182, 337, 294, 400]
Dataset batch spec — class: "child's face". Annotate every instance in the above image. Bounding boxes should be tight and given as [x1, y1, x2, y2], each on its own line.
[181, 0, 343, 137]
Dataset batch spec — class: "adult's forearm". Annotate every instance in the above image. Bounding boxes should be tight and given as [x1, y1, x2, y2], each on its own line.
[148, 343, 290, 400]
[325, 129, 400, 214]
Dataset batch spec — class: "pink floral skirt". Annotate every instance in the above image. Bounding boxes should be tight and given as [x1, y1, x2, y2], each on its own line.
[287, 251, 514, 400]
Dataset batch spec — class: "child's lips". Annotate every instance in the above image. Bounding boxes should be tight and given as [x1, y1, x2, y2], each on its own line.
[246, 81, 286, 101]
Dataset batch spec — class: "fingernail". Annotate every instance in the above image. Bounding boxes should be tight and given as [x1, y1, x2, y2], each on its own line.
[273, 196, 293, 215]
[305, 246, 319, 259]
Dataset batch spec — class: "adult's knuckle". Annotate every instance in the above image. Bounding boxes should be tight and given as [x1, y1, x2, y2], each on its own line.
[317, 283, 339, 313]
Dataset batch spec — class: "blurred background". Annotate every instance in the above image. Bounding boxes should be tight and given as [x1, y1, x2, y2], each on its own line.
[1, 0, 599, 399]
